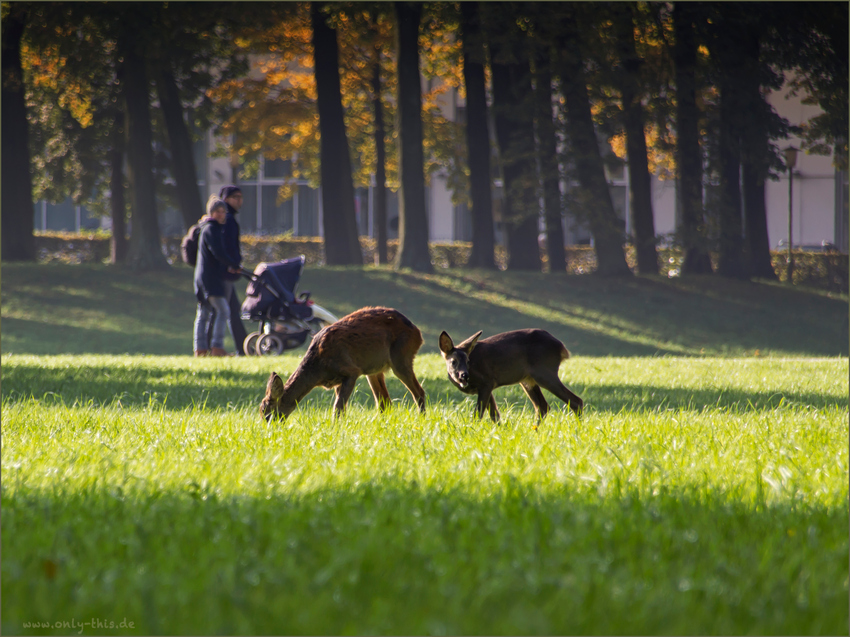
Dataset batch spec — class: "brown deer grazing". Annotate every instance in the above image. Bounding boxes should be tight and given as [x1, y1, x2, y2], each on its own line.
[261, 307, 426, 421]
[439, 329, 583, 422]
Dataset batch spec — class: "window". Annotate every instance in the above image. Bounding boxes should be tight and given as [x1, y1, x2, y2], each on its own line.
[454, 201, 472, 242]
[238, 185, 258, 232]
[264, 157, 292, 179]
[297, 185, 320, 237]
[262, 185, 293, 234]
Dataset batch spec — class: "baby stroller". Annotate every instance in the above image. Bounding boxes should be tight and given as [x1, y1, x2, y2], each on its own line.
[240, 256, 337, 356]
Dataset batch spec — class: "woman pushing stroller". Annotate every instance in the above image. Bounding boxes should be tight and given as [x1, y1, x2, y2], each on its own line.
[194, 195, 242, 356]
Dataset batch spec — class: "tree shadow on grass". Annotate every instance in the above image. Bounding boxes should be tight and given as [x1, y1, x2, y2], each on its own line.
[2, 363, 843, 415]
[3, 264, 847, 357]
[2, 484, 846, 635]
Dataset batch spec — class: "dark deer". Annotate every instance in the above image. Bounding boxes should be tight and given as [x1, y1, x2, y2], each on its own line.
[261, 307, 426, 421]
[439, 329, 583, 422]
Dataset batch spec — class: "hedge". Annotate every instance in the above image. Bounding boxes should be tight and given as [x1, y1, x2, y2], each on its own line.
[31, 231, 848, 293]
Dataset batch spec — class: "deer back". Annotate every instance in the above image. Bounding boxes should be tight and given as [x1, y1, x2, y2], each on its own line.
[305, 307, 422, 378]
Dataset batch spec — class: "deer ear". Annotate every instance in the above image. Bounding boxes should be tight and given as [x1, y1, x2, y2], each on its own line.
[457, 330, 483, 353]
[266, 372, 285, 399]
[438, 331, 454, 357]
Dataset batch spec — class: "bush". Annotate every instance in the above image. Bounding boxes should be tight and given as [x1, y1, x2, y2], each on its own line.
[32, 231, 847, 292]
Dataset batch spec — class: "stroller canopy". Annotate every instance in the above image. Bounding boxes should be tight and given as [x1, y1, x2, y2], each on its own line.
[242, 256, 305, 318]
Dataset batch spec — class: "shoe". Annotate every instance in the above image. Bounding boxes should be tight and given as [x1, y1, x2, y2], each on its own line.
[209, 347, 229, 357]
[194, 350, 208, 357]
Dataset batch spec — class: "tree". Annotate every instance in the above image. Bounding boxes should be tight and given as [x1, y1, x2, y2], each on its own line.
[155, 63, 203, 230]
[487, 4, 541, 271]
[611, 2, 658, 275]
[369, 10, 390, 265]
[109, 105, 128, 264]
[707, 7, 747, 279]
[533, 54, 566, 274]
[394, 1, 433, 273]
[739, 22, 778, 280]
[149, 2, 236, 230]
[556, 6, 631, 277]
[704, 3, 790, 279]
[1, 3, 35, 262]
[311, 2, 363, 265]
[371, 46, 389, 265]
[118, 9, 168, 271]
[774, 3, 848, 169]
[672, 2, 713, 275]
[459, 1, 496, 270]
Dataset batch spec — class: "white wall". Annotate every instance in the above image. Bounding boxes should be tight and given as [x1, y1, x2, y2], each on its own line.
[765, 82, 837, 248]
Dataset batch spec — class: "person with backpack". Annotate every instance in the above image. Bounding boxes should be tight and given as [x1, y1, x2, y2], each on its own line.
[218, 185, 249, 355]
[193, 196, 241, 357]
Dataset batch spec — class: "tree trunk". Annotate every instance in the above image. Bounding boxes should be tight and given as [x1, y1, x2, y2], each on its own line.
[110, 108, 128, 264]
[489, 20, 541, 272]
[711, 19, 747, 279]
[557, 23, 631, 276]
[715, 77, 746, 278]
[155, 63, 203, 230]
[393, 1, 433, 272]
[1, 6, 36, 262]
[742, 170, 775, 279]
[119, 25, 169, 271]
[740, 27, 777, 280]
[533, 54, 566, 274]
[614, 3, 658, 275]
[371, 44, 389, 265]
[311, 2, 363, 266]
[673, 3, 713, 275]
[460, 1, 496, 270]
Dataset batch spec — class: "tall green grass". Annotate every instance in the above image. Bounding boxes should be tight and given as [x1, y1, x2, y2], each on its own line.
[3, 354, 847, 634]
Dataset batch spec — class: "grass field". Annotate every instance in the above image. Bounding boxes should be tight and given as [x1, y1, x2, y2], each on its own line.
[2, 264, 848, 634]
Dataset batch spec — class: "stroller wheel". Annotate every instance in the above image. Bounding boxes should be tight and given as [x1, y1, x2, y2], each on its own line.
[243, 332, 261, 356]
[256, 332, 285, 356]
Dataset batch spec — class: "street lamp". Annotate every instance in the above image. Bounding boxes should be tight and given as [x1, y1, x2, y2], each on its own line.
[783, 146, 799, 283]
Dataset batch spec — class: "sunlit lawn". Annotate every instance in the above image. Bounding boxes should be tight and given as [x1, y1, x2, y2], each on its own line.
[2, 354, 847, 635]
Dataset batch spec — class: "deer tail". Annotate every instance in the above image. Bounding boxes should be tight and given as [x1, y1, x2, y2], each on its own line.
[560, 343, 571, 360]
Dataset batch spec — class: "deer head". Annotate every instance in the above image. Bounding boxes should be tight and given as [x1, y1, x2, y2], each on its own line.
[260, 371, 295, 421]
[438, 330, 482, 389]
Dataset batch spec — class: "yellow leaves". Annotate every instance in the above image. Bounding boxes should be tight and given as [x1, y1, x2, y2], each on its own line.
[608, 125, 676, 180]
[22, 42, 94, 128]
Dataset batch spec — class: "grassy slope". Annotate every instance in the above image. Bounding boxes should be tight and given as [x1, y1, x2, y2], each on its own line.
[2, 262, 848, 356]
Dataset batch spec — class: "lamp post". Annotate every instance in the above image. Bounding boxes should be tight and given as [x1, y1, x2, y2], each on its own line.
[783, 146, 798, 283]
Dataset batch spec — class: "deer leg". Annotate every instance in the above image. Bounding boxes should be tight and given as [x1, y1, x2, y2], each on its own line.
[520, 380, 549, 420]
[476, 388, 499, 422]
[389, 356, 426, 414]
[536, 372, 583, 416]
[332, 376, 359, 417]
[366, 373, 391, 411]
[488, 394, 500, 422]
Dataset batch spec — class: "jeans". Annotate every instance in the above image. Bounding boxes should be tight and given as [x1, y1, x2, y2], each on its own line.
[194, 295, 230, 351]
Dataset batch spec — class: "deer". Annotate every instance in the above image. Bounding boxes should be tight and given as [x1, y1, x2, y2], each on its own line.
[260, 307, 426, 421]
[438, 329, 583, 423]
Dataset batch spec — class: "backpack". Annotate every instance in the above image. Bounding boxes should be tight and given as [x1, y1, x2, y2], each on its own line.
[180, 223, 202, 267]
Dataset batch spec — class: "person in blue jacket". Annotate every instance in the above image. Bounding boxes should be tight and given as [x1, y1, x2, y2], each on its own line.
[218, 185, 249, 355]
[194, 196, 241, 356]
